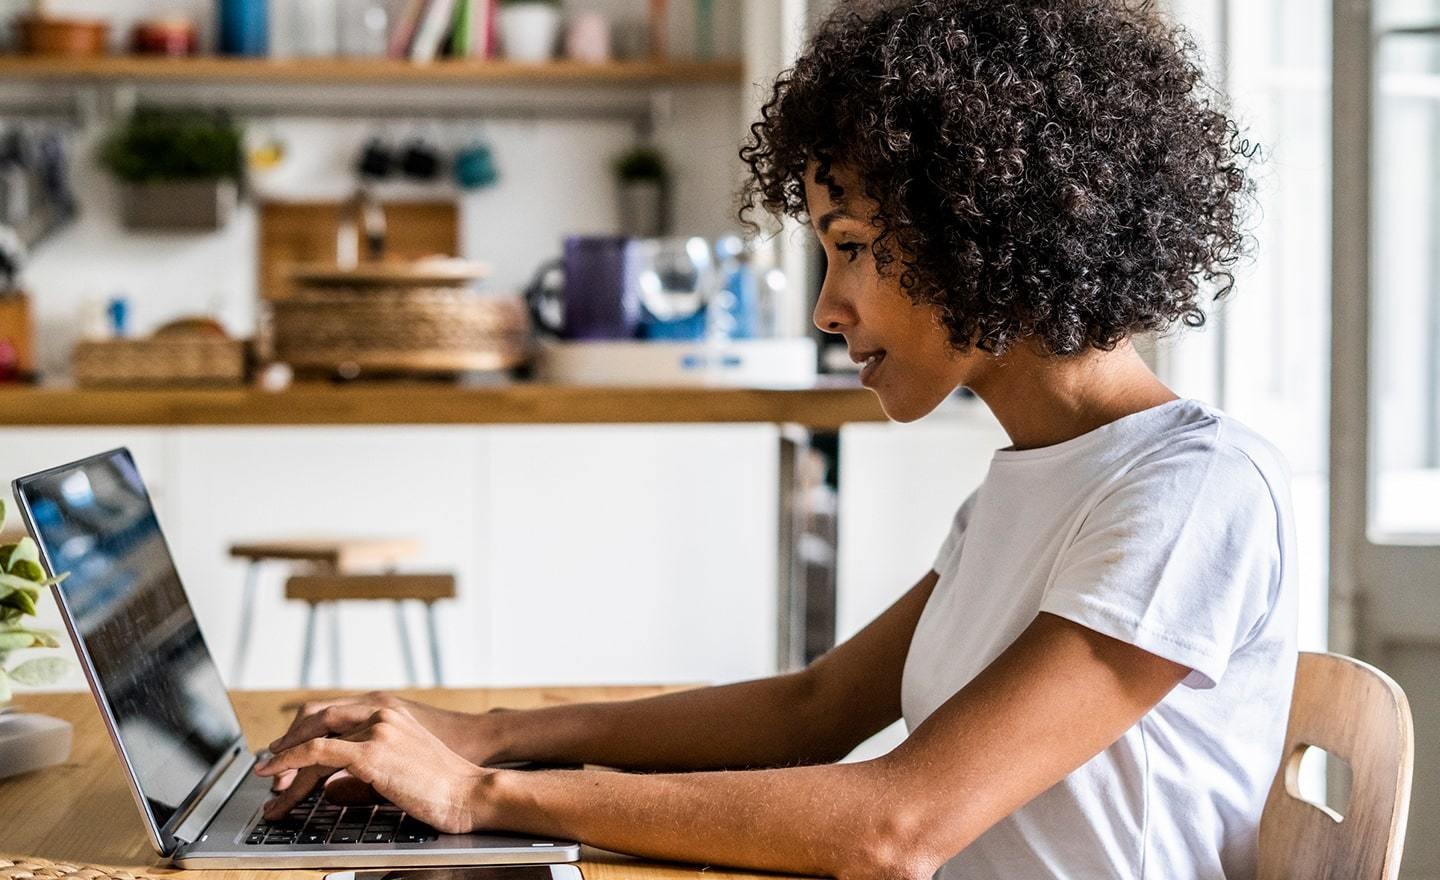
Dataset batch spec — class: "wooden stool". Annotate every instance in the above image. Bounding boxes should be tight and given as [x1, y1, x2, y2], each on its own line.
[286, 573, 455, 687]
[227, 537, 422, 687]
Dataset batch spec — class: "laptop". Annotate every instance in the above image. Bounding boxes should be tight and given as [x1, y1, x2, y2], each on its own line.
[12, 448, 581, 868]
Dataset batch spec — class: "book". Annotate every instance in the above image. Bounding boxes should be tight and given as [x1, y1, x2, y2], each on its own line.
[387, 0, 429, 59]
[451, 0, 473, 58]
[411, 0, 458, 63]
[469, 0, 495, 59]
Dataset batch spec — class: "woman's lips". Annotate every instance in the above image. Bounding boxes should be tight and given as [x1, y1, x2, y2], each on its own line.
[859, 351, 886, 385]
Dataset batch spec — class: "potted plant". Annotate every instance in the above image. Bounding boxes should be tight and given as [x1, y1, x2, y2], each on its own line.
[0, 499, 72, 780]
[498, 0, 562, 62]
[99, 108, 245, 231]
[614, 145, 669, 237]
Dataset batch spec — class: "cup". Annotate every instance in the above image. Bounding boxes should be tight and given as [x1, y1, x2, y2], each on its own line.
[525, 235, 641, 340]
[499, 3, 561, 62]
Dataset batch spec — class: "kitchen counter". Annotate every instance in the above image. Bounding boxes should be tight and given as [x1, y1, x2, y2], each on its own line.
[0, 382, 885, 429]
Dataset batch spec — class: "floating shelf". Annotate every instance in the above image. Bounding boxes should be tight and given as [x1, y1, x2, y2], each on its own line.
[0, 56, 745, 86]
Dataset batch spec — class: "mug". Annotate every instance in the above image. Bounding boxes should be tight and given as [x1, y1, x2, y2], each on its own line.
[525, 235, 641, 340]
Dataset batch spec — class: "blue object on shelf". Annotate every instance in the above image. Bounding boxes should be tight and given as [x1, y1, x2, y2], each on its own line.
[106, 296, 129, 339]
[218, 0, 269, 56]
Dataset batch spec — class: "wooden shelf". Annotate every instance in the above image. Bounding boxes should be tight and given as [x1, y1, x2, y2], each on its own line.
[0, 382, 885, 429]
[0, 55, 744, 86]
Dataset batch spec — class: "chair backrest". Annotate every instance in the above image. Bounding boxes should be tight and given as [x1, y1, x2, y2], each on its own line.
[1257, 651, 1414, 880]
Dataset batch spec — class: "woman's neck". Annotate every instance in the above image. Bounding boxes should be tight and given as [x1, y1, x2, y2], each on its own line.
[965, 342, 1179, 451]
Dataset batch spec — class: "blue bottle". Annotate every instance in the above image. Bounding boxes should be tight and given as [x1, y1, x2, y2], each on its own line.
[219, 0, 269, 56]
[714, 236, 758, 340]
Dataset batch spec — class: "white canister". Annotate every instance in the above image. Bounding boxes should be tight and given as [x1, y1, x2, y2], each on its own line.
[499, 3, 562, 63]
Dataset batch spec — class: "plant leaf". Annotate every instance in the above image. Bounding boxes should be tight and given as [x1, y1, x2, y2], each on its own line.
[6, 537, 38, 573]
[0, 631, 37, 650]
[8, 559, 44, 583]
[0, 571, 64, 592]
[0, 668, 10, 705]
[0, 498, 7, 530]
[7, 656, 68, 686]
[0, 588, 37, 617]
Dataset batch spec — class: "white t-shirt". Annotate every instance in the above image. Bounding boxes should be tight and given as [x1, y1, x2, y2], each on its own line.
[903, 398, 1296, 879]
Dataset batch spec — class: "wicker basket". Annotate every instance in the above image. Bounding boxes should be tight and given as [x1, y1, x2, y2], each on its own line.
[71, 337, 248, 387]
[271, 263, 530, 378]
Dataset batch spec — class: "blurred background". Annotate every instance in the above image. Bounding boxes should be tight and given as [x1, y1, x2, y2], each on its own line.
[0, 0, 1433, 875]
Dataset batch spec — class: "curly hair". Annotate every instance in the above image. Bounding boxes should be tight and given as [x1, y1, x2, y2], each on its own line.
[739, 0, 1255, 356]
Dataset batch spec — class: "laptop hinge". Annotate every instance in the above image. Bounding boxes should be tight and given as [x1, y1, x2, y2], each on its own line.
[171, 745, 255, 847]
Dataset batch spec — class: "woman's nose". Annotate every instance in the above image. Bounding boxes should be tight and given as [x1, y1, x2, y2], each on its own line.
[812, 279, 853, 335]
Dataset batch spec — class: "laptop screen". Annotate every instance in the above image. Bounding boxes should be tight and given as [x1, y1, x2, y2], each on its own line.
[16, 449, 243, 832]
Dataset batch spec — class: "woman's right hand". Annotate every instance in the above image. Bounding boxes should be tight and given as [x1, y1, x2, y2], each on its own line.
[264, 692, 505, 790]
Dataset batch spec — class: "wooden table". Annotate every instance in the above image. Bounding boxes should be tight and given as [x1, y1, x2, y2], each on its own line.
[0, 688, 800, 880]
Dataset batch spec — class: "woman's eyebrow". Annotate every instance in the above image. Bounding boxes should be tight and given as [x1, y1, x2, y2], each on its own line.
[816, 207, 857, 233]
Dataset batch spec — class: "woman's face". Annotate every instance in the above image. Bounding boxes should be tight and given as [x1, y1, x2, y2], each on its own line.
[805, 163, 977, 422]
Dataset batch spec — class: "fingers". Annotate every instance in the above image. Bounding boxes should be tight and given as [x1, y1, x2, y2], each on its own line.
[257, 735, 364, 776]
[269, 703, 382, 753]
[262, 764, 334, 820]
[323, 771, 380, 805]
[269, 768, 298, 793]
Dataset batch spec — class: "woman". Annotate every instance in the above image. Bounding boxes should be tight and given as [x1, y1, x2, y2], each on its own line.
[256, 1, 1295, 877]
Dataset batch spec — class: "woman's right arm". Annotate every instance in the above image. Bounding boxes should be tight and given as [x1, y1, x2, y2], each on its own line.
[269, 571, 939, 773]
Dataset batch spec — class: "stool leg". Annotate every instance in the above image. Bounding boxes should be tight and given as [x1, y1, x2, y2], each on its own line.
[231, 561, 261, 686]
[327, 602, 343, 687]
[299, 603, 319, 687]
[424, 602, 444, 686]
[394, 601, 418, 686]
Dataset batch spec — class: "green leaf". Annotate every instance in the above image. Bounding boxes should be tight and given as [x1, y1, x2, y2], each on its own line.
[0, 498, 7, 530]
[7, 657, 69, 686]
[0, 668, 11, 705]
[6, 537, 39, 572]
[8, 559, 44, 583]
[0, 631, 37, 650]
[0, 571, 64, 592]
[0, 588, 37, 617]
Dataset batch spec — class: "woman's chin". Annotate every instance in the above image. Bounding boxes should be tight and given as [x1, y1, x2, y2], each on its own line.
[871, 386, 946, 424]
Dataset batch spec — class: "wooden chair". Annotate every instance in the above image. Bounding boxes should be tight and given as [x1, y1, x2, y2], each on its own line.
[1258, 652, 1414, 880]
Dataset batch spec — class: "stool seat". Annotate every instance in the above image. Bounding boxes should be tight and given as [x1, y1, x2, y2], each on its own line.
[286, 573, 456, 603]
[229, 537, 422, 572]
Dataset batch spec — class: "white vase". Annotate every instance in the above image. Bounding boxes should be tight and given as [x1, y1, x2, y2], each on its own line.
[499, 4, 561, 63]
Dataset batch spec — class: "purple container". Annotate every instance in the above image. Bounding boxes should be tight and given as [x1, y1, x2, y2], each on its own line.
[560, 235, 641, 340]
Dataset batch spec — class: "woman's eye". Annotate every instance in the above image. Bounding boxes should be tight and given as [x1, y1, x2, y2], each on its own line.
[836, 242, 866, 263]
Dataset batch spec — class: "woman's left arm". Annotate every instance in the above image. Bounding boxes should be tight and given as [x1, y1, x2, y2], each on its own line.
[257, 612, 1189, 880]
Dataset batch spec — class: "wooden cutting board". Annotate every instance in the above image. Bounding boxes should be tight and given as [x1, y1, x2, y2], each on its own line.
[257, 199, 459, 301]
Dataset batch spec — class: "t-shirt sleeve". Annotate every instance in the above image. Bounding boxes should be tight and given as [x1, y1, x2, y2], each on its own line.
[1038, 437, 1283, 690]
[933, 492, 979, 572]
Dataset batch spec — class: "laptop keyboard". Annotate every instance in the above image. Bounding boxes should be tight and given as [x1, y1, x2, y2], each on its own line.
[246, 791, 441, 846]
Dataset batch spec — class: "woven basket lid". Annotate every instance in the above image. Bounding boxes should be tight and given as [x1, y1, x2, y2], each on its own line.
[289, 259, 491, 288]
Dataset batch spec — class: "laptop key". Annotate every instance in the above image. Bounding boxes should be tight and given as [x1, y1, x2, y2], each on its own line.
[361, 831, 393, 844]
[298, 832, 328, 844]
[329, 830, 361, 844]
[245, 831, 266, 845]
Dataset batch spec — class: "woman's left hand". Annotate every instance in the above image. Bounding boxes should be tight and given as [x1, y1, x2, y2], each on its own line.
[254, 706, 492, 834]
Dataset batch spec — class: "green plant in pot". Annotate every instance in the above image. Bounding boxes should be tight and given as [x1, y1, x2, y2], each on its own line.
[614, 145, 669, 238]
[0, 498, 73, 780]
[99, 108, 245, 231]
